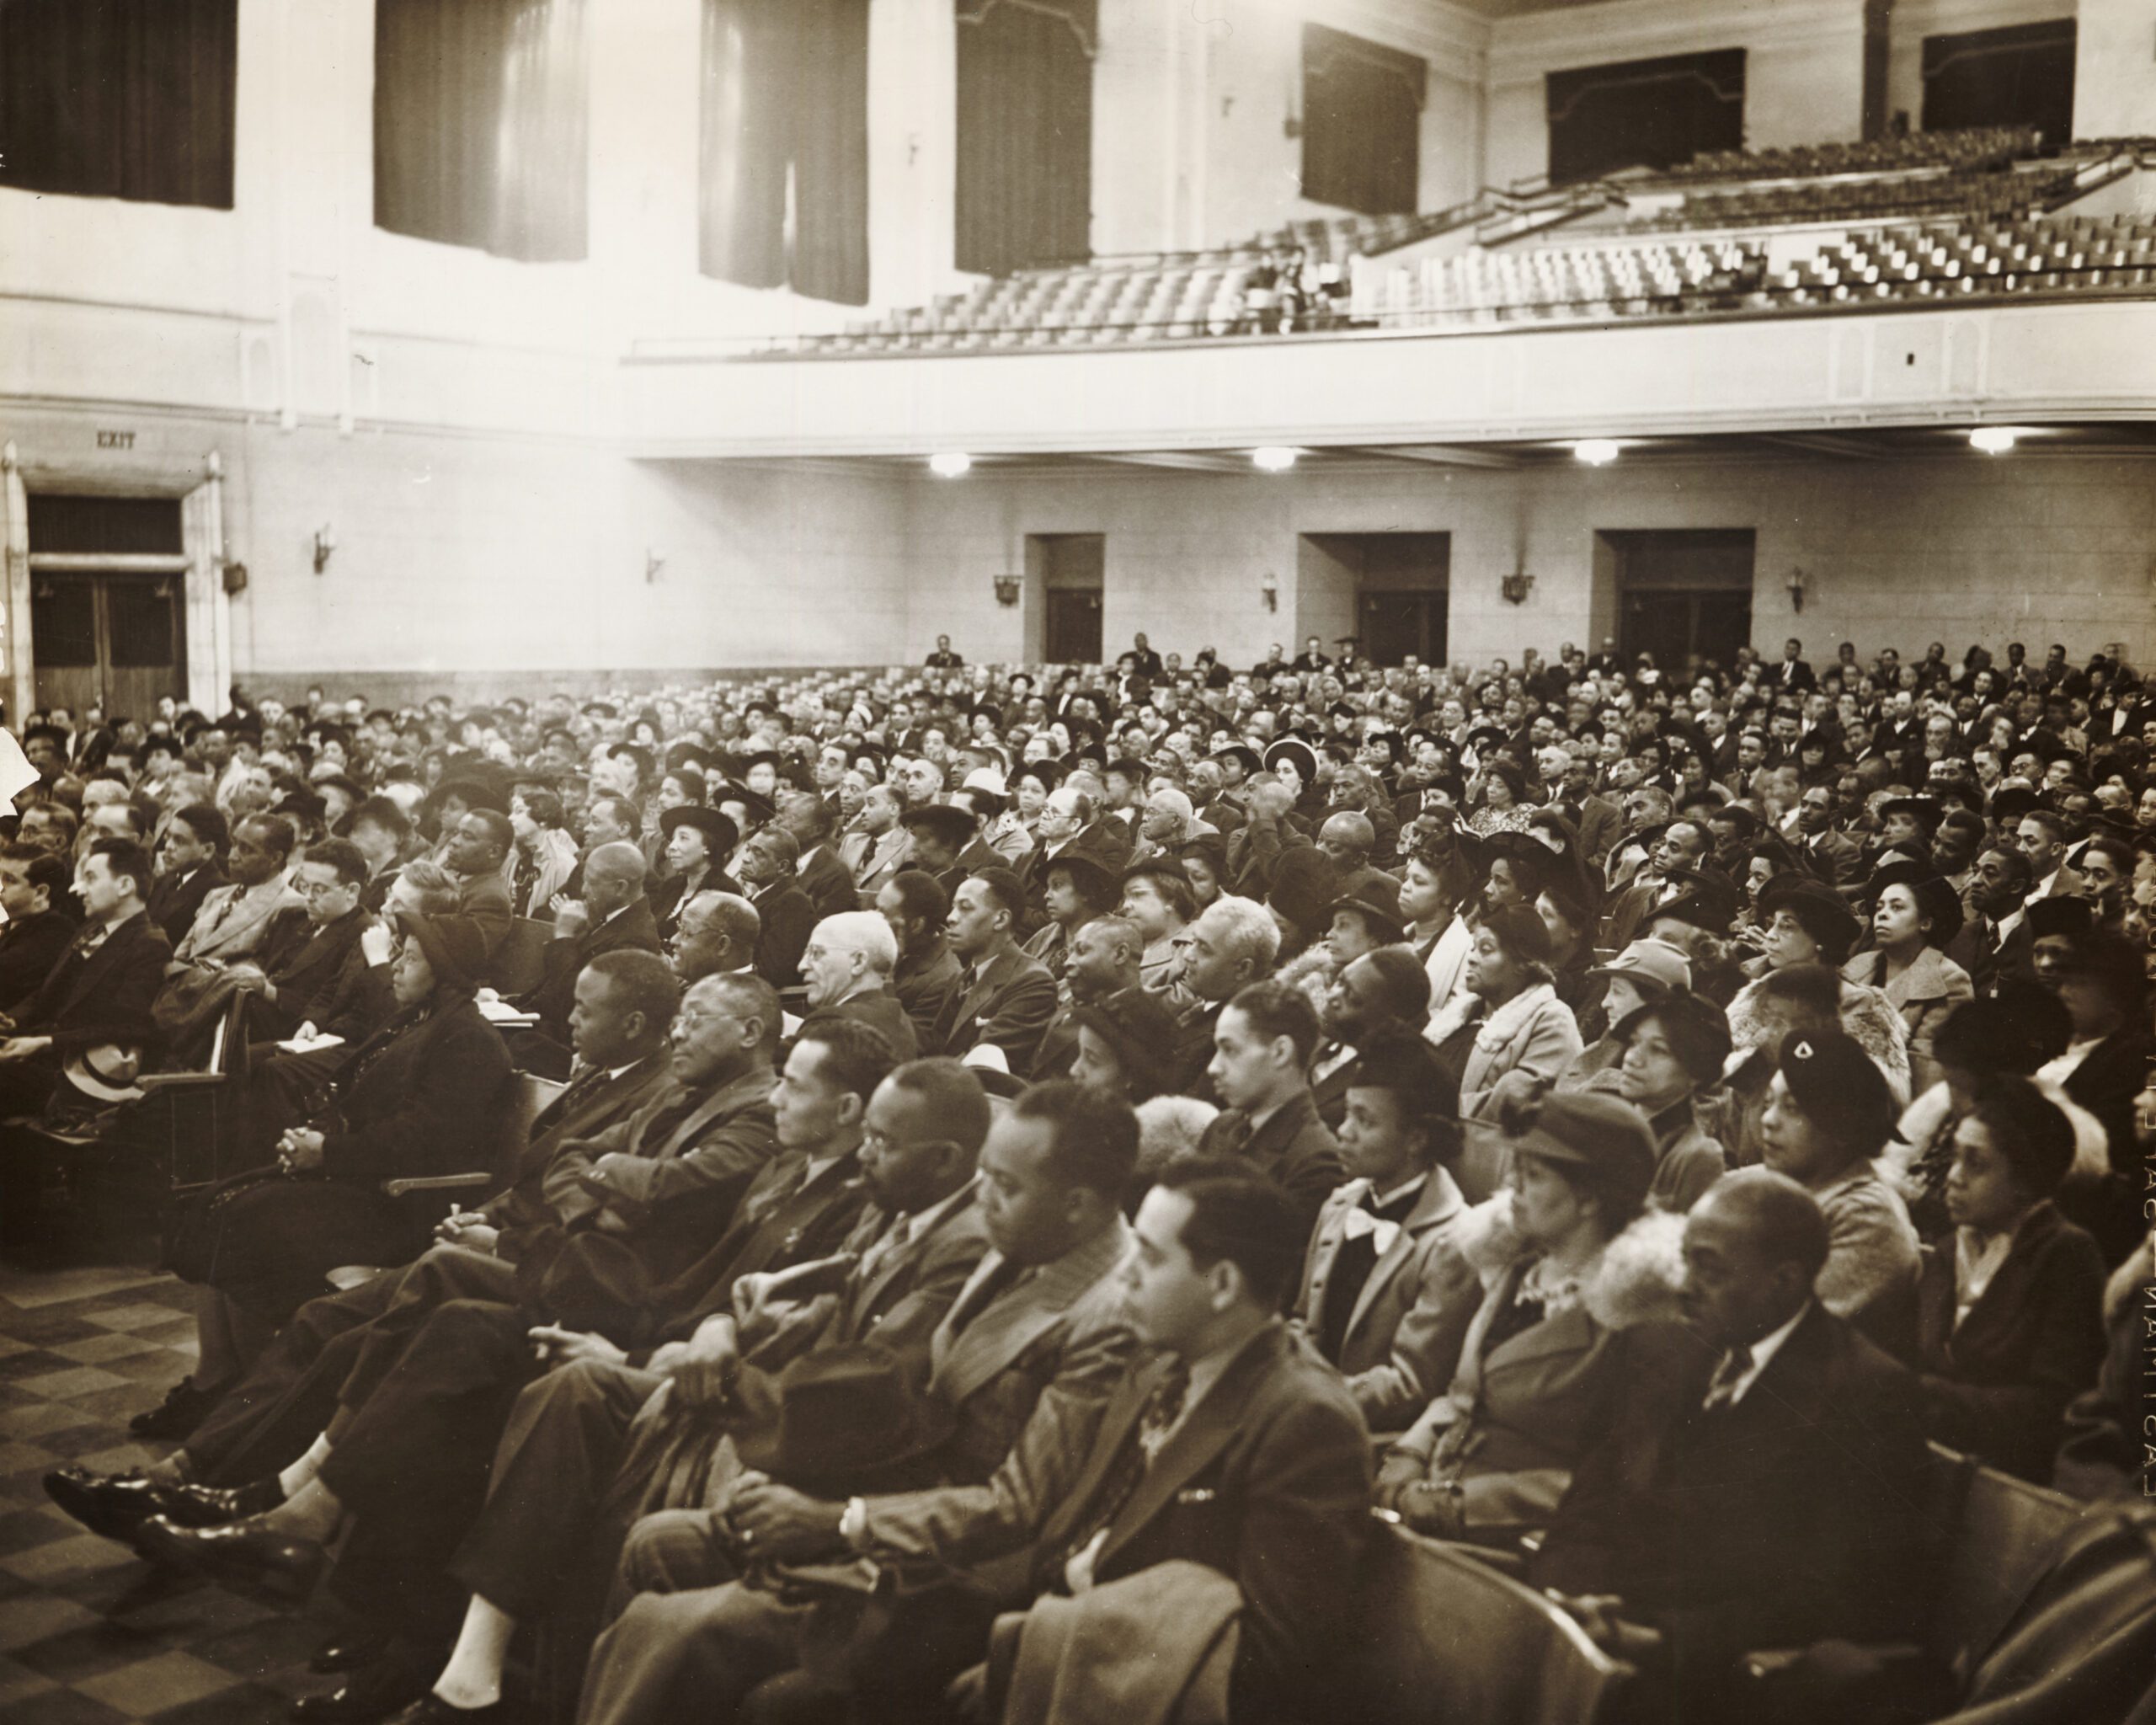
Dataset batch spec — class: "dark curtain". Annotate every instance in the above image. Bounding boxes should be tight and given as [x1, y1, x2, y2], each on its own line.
[374, 0, 590, 262]
[954, 0, 1095, 276]
[1546, 48, 1747, 184]
[1921, 19, 2075, 142]
[700, 0, 869, 304]
[1301, 23, 1424, 216]
[0, 0, 237, 208]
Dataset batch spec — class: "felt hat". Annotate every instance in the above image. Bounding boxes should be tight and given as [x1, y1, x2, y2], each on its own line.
[1492, 1092, 1657, 1216]
[1774, 1028, 1901, 1156]
[1756, 874, 1864, 964]
[659, 805, 740, 857]
[732, 1344, 958, 1496]
[394, 911, 488, 994]
[1265, 848, 1340, 932]
[1865, 857, 1966, 948]
[1326, 877, 1407, 946]
[1071, 987, 1184, 1101]
[1480, 901, 1554, 968]
[1588, 937, 1691, 994]
[1263, 739, 1318, 786]
[1041, 852, 1119, 911]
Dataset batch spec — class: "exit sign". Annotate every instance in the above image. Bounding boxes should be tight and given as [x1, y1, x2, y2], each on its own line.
[96, 430, 136, 450]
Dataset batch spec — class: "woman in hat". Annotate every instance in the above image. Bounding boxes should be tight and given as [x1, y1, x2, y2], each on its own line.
[647, 806, 741, 943]
[1885, 987, 2108, 1242]
[1070, 986, 1183, 1105]
[1844, 866, 1975, 1093]
[1725, 874, 1911, 1103]
[1915, 1075, 2107, 1481]
[2031, 919, 2151, 1257]
[1430, 903, 1583, 1124]
[1399, 820, 1481, 1018]
[1374, 1091, 1682, 1549]
[155, 914, 513, 1434]
[1176, 834, 1228, 914]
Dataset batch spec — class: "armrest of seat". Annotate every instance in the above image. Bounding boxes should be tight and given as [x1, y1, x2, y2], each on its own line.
[381, 1171, 495, 1199]
[1738, 1639, 1945, 1725]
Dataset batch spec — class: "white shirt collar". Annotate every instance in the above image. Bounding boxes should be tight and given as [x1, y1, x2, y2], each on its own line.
[1716, 1300, 1811, 1407]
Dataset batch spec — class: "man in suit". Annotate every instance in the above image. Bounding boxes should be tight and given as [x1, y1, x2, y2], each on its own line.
[735, 827, 816, 987]
[1223, 779, 1310, 898]
[0, 844, 78, 1005]
[796, 911, 917, 1059]
[1196, 980, 1345, 1257]
[583, 1155, 1367, 1725]
[1547, 745, 1622, 866]
[1309, 948, 1433, 1132]
[522, 841, 663, 1044]
[841, 784, 912, 909]
[167, 813, 304, 975]
[0, 837, 171, 1119]
[1761, 638, 1816, 696]
[1170, 895, 1281, 1103]
[1790, 786, 1861, 886]
[51, 950, 685, 1521]
[128, 978, 810, 1653]
[898, 804, 979, 904]
[392, 1057, 1001, 1719]
[1965, 843, 2036, 993]
[440, 811, 516, 955]
[929, 869, 1057, 1076]
[776, 793, 856, 922]
[1019, 785, 1129, 914]
[146, 802, 228, 946]
[878, 871, 963, 1049]
[236, 839, 378, 1043]
[1533, 1170, 1929, 1722]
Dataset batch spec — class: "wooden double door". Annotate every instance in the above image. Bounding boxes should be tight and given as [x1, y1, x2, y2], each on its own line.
[31, 571, 187, 724]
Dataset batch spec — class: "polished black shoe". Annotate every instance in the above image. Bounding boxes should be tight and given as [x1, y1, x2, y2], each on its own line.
[288, 1654, 430, 1723]
[154, 1474, 285, 1526]
[44, 1467, 172, 1543]
[309, 1629, 393, 1676]
[129, 1377, 218, 1440]
[135, 1514, 326, 1605]
[378, 1694, 511, 1724]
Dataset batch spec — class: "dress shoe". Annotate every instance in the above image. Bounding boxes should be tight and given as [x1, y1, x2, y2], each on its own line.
[129, 1376, 218, 1439]
[379, 1694, 511, 1724]
[45, 1467, 173, 1543]
[154, 1474, 285, 1526]
[136, 1514, 326, 1605]
[289, 1653, 430, 1723]
[309, 1629, 393, 1675]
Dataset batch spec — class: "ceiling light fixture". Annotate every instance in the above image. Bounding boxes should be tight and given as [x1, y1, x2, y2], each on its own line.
[1573, 439, 1620, 466]
[928, 451, 973, 478]
[1251, 446, 1299, 473]
[1968, 427, 2022, 456]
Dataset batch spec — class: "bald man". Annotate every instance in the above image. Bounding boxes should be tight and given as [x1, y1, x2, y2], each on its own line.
[520, 840, 663, 1045]
[1315, 811, 1396, 904]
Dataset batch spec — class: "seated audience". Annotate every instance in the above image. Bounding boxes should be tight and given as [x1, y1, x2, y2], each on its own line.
[1197, 978, 1345, 1249]
[1604, 991, 1733, 1213]
[1428, 902, 1583, 1122]
[1844, 865, 1976, 1092]
[1375, 1092, 1679, 1546]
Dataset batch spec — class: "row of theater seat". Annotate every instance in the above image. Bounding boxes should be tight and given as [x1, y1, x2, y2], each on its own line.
[1360, 240, 1764, 323]
[1625, 165, 2074, 232]
[1652, 124, 2042, 184]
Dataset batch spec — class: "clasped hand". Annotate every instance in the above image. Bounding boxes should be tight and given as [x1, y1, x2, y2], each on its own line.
[659, 1314, 739, 1409]
[1545, 1592, 1663, 1662]
[275, 1128, 326, 1173]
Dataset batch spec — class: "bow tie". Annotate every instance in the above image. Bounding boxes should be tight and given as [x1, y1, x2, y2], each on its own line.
[1340, 1208, 1401, 1257]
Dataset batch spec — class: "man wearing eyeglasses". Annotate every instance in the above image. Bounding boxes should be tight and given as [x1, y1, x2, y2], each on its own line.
[235, 839, 380, 1044]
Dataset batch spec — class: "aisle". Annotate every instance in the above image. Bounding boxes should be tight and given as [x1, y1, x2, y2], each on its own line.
[0, 1260, 315, 1722]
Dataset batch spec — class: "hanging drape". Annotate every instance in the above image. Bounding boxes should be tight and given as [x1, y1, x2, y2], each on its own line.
[954, 0, 1095, 277]
[1300, 24, 1424, 216]
[0, 0, 237, 209]
[374, 0, 590, 262]
[1545, 49, 1747, 185]
[699, 0, 869, 305]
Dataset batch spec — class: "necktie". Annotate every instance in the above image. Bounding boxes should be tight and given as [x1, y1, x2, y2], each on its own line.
[1040, 1360, 1191, 1593]
[947, 1257, 1030, 1335]
[1701, 1344, 1753, 1412]
[1214, 1113, 1254, 1157]
[536, 1065, 611, 1135]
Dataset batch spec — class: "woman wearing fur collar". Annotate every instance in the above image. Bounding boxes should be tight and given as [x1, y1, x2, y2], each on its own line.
[1374, 1092, 1685, 1548]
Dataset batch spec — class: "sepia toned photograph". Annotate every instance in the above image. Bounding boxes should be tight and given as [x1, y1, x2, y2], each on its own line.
[0, 1, 2152, 1721]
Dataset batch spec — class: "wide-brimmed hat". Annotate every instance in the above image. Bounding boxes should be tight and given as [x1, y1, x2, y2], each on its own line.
[1041, 852, 1119, 911]
[1588, 937, 1691, 994]
[394, 911, 488, 993]
[732, 1344, 957, 1495]
[1263, 740, 1318, 785]
[1756, 874, 1863, 964]
[1072, 987, 1183, 1100]
[1326, 878, 1406, 946]
[659, 804, 740, 857]
[1265, 848, 1339, 931]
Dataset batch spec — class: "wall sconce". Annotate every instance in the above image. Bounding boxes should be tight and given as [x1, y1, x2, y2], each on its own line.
[1261, 574, 1279, 612]
[1501, 568, 1534, 605]
[312, 525, 335, 574]
[221, 560, 248, 596]
[992, 574, 1022, 607]
[1787, 566, 1806, 612]
[646, 550, 666, 585]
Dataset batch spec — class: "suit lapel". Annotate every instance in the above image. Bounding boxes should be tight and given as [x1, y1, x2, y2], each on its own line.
[642, 1067, 765, 1162]
[51, 916, 147, 1017]
[1343, 1170, 1463, 1341]
[931, 1217, 1130, 1402]
[1098, 1325, 1286, 1567]
[853, 1188, 982, 1322]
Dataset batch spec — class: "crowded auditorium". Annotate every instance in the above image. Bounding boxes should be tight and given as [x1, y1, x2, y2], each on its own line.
[2, 1, 2154, 1722]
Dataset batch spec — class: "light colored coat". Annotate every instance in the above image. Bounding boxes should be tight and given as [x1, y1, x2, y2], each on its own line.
[1457, 983, 1583, 1120]
[1293, 1169, 1479, 1431]
[1844, 944, 1974, 1097]
[169, 875, 304, 969]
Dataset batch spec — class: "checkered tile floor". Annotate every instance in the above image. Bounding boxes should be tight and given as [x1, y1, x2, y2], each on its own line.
[0, 1254, 326, 1723]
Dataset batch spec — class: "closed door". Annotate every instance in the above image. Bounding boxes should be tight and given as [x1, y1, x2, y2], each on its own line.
[32, 573, 186, 723]
[1045, 588, 1102, 663]
[1359, 590, 1446, 666]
